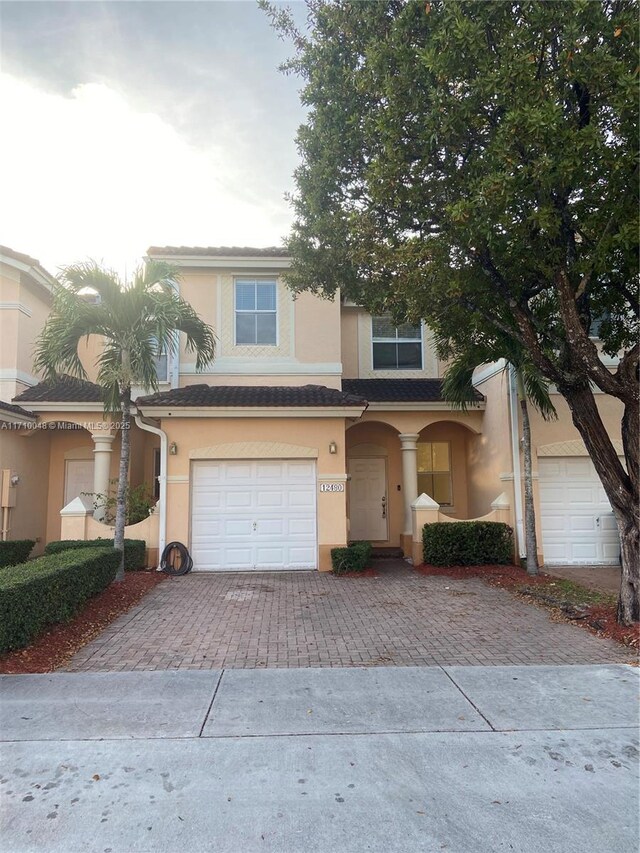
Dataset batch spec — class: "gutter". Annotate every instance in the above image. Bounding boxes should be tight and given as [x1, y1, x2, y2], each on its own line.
[508, 365, 526, 559]
[134, 413, 167, 560]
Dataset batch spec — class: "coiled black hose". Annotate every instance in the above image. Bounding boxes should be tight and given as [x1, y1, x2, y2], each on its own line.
[160, 541, 193, 576]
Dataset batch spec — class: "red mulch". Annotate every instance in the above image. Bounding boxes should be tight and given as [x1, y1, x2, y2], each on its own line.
[0, 571, 166, 674]
[415, 563, 640, 651]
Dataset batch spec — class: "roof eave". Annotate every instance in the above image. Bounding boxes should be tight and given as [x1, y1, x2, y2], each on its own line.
[136, 405, 367, 419]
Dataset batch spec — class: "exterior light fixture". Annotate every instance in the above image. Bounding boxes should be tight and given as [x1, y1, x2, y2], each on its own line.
[329, 441, 338, 454]
[169, 442, 178, 456]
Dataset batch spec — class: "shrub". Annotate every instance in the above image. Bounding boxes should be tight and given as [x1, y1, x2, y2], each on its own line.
[44, 538, 147, 570]
[0, 540, 35, 569]
[331, 540, 372, 575]
[422, 521, 513, 566]
[0, 546, 120, 653]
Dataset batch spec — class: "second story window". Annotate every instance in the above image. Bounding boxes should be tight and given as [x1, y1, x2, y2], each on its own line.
[235, 280, 277, 345]
[372, 315, 422, 370]
[150, 337, 169, 382]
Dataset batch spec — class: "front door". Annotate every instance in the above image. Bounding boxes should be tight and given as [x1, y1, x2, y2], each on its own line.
[348, 457, 387, 541]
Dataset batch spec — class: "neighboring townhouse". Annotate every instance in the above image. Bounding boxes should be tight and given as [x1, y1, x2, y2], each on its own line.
[5, 245, 624, 571]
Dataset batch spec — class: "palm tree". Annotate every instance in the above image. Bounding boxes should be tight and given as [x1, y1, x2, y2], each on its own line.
[34, 260, 216, 581]
[439, 339, 557, 575]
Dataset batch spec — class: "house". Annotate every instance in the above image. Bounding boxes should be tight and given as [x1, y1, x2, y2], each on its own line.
[2, 245, 624, 570]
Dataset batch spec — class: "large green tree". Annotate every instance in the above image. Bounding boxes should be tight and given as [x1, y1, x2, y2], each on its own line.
[264, 0, 639, 622]
[35, 261, 215, 580]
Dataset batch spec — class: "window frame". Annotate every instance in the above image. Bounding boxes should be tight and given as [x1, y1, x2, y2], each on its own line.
[371, 315, 423, 371]
[417, 440, 453, 507]
[234, 278, 279, 347]
[150, 337, 170, 383]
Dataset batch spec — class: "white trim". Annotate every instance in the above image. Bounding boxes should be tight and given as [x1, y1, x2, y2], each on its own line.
[365, 401, 485, 411]
[0, 368, 40, 387]
[166, 475, 189, 483]
[370, 316, 424, 372]
[318, 473, 349, 482]
[508, 366, 525, 559]
[500, 471, 539, 481]
[0, 252, 55, 292]
[0, 409, 36, 425]
[0, 301, 32, 317]
[179, 359, 342, 376]
[233, 277, 279, 348]
[472, 360, 507, 386]
[138, 405, 367, 419]
[148, 254, 291, 271]
[135, 415, 168, 558]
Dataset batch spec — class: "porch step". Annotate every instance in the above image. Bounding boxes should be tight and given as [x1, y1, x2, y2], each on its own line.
[370, 547, 404, 560]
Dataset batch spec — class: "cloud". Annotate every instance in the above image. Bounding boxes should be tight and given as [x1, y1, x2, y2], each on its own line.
[0, 72, 294, 276]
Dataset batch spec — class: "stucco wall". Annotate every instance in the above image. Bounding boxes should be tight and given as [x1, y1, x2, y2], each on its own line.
[159, 416, 349, 570]
[0, 428, 50, 553]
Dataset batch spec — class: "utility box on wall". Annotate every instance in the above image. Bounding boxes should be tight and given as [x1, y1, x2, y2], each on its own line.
[1, 469, 16, 508]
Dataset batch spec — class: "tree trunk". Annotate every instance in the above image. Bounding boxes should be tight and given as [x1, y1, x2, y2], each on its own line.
[516, 372, 539, 575]
[560, 382, 639, 624]
[113, 386, 131, 583]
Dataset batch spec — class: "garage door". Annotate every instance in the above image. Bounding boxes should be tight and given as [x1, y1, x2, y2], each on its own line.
[539, 457, 620, 565]
[190, 459, 317, 571]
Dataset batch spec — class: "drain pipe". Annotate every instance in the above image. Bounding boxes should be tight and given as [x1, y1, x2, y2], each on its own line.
[134, 412, 167, 561]
[508, 365, 526, 561]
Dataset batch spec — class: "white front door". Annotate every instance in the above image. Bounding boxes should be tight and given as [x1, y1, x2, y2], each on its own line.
[539, 456, 621, 565]
[348, 457, 387, 541]
[64, 459, 95, 505]
[190, 459, 317, 571]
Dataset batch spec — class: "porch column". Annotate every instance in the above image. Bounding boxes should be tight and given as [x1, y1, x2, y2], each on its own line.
[399, 433, 420, 535]
[92, 434, 114, 520]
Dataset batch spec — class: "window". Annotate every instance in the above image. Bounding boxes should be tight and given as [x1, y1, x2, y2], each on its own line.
[235, 280, 277, 345]
[372, 315, 422, 369]
[150, 337, 169, 382]
[417, 441, 452, 506]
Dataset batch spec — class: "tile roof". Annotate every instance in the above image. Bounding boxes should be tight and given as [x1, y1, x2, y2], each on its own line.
[0, 399, 36, 419]
[13, 375, 105, 404]
[342, 378, 484, 403]
[136, 384, 366, 408]
[147, 246, 289, 258]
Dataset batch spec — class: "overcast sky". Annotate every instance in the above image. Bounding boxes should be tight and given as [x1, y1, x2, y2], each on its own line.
[0, 0, 308, 276]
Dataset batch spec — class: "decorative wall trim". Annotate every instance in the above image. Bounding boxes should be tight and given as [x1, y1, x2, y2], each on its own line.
[318, 474, 349, 482]
[347, 442, 388, 458]
[167, 475, 189, 483]
[537, 439, 624, 457]
[179, 360, 342, 376]
[0, 301, 32, 317]
[0, 368, 40, 386]
[188, 441, 319, 460]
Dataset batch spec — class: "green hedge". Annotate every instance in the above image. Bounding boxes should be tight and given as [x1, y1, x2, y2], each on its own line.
[422, 521, 513, 566]
[0, 540, 35, 569]
[331, 540, 372, 575]
[0, 547, 120, 653]
[44, 538, 147, 570]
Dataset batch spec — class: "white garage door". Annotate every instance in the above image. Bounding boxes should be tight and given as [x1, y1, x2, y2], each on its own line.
[539, 457, 620, 565]
[190, 459, 317, 571]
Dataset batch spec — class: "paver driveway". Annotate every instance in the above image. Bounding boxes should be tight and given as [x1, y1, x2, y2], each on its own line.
[66, 562, 634, 671]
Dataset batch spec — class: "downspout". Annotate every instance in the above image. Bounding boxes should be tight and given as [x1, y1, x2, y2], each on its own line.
[508, 364, 526, 561]
[134, 412, 167, 562]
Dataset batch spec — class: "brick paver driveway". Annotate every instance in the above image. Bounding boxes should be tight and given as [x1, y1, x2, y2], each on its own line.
[66, 562, 634, 671]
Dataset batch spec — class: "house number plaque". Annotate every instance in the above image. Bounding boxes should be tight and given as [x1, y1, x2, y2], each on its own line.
[320, 483, 345, 492]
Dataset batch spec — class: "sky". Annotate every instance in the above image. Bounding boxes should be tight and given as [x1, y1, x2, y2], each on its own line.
[0, 0, 308, 277]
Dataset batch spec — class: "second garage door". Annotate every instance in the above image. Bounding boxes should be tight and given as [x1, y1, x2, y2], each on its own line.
[191, 459, 317, 571]
[539, 456, 620, 565]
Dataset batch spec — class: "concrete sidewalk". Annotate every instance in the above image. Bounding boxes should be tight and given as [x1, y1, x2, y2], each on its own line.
[1, 665, 638, 852]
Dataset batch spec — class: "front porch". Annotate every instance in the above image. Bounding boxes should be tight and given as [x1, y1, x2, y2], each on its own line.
[345, 407, 505, 557]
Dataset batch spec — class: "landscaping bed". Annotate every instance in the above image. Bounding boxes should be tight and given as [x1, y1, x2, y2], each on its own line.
[415, 563, 640, 651]
[0, 571, 165, 674]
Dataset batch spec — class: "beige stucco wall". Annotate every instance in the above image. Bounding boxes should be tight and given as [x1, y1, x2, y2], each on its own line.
[174, 269, 342, 389]
[159, 416, 349, 571]
[340, 309, 360, 379]
[0, 428, 50, 553]
[0, 262, 51, 400]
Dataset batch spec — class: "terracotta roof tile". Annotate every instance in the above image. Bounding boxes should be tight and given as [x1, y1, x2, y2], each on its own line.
[13, 375, 105, 404]
[342, 378, 484, 403]
[0, 399, 36, 419]
[136, 384, 366, 408]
